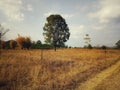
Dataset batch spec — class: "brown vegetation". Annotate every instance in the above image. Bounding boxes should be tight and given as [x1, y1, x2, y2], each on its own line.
[0, 49, 120, 90]
[0, 40, 5, 49]
[10, 40, 17, 49]
[16, 36, 31, 49]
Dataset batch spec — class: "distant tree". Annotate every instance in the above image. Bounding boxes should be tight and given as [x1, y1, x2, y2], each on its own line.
[30, 41, 36, 49]
[16, 35, 31, 49]
[37, 40, 42, 45]
[0, 40, 5, 49]
[36, 40, 42, 48]
[10, 40, 17, 49]
[0, 40, 12, 49]
[84, 44, 92, 49]
[0, 24, 9, 41]
[24, 37, 31, 49]
[88, 44, 93, 49]
[16, 36, 24, 49]
[4, 40, 11, 49]
[116, 40, 120, 49]
[65, 45, 68, 48]
[41, 44, 53, 49]
[101, 45, 107, 49]
[43, 14, 70, 51]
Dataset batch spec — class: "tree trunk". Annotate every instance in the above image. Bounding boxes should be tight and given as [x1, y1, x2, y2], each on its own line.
[54, 46, 56, 51]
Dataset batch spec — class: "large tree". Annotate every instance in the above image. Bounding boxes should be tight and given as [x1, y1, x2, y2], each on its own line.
[43, 14, 70, 51]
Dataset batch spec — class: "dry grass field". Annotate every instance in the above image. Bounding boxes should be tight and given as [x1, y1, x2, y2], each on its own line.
[0, 49, 120, 90]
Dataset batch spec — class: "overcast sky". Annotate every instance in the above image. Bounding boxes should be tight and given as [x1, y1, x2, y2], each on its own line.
[0, 0, 120, 47]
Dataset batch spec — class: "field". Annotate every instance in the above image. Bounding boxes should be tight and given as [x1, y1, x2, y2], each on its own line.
[0, 49, 120, 90]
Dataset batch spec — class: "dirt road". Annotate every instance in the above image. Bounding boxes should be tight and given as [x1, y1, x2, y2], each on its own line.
[77, 60, 120, 90]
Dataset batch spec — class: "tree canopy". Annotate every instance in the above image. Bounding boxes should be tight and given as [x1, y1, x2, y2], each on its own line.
[43, 14, 70, 51]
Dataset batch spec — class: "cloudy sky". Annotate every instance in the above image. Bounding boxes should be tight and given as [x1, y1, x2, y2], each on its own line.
[0, 0, 120, 47]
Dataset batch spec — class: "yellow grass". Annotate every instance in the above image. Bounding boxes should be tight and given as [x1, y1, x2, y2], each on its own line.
[0, 49, 120, 90]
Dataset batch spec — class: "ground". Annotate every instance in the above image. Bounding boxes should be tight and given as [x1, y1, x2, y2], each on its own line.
[77, 57, 120, 90]
[0, 49, 120, 90]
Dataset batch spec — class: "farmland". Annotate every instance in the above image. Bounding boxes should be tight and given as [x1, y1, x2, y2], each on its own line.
[0, 49, 120, 90]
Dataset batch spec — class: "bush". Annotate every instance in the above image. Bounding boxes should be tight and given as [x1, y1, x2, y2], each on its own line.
[0, 40, 5, 49]
[10, 40, 17, 49]
[40, 44, 53, 49]
[0, 40, 16, 49]
[88, 44, 93, 49]
[101, 45, 107, 49]
[16, 36, 31, 49]
[4, 41, 11, 49]
[84, 44, 93, 49]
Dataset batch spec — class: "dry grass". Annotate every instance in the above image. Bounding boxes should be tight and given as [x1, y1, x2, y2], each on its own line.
[94, 61, 120, 90]
[0, 49, 120, 90]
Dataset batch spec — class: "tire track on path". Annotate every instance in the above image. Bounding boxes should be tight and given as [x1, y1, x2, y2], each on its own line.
[76, 59, 120, 90]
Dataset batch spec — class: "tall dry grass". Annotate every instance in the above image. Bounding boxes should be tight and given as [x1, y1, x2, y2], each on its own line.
[0, 49, 120, 90]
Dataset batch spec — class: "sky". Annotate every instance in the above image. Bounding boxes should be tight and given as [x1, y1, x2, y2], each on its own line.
[0, 0, 120, 47]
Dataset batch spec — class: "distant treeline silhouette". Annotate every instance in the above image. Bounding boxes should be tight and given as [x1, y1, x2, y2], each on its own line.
[0, 35, 63, 49]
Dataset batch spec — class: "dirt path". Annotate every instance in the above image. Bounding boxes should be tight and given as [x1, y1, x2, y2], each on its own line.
[76, 60, 120, 90]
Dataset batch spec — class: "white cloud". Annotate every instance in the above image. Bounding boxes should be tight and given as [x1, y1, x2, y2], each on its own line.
[0, 0, 33, 22]
[89, 0, 120, 23]
[1, 22, 7, 26]
[27, 4, 33, 11]
[70, 25, 85, 39]
[0, 0, 24, 21]
[62, 14, 73, 18]
[92, 24, 107, 31]
[44, 11, 74, 18]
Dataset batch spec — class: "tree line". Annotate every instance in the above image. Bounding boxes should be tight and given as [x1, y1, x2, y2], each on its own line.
[0, 35, 55, 50]
[0, 14, 120, 50]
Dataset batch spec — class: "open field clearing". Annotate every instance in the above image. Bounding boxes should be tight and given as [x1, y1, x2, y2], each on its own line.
[0, 49, 120, 90]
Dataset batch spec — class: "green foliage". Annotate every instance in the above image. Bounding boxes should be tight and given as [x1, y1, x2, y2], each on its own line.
[30, 41, 36, 49]
[84, 44, 93, 49]
[88, 44, 93, 49]
[36, 40, 42, 48]
[30, 40, 53, 49]
[30, 40, 42, 49]
[43, 14, 70, 51]
[69, 46, 72, 48]
[40, 44, 53, 49]
[4, 40, 11, 49]
[116, 40, 120, 49]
